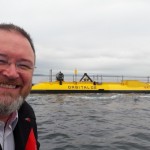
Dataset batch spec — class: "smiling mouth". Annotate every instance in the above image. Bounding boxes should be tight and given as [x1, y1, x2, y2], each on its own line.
[0, 84, 20, 89]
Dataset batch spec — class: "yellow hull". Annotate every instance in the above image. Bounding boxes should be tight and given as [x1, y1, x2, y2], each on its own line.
[31, 80, 150, 93]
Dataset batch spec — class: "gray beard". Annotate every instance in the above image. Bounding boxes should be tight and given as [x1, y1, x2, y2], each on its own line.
[0, 94, 24, 116]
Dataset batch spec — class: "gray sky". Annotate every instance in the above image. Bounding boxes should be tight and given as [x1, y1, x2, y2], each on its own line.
[1, 0, 150, 76]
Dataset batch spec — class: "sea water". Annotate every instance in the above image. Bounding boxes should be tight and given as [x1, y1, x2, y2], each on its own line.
[27, 93, 150, 150]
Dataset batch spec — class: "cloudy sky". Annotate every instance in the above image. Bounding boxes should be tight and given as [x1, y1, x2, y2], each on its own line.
[1, 0, 150, 76]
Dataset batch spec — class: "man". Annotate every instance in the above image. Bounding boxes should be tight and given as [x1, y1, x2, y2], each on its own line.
[0, 23, 40, 150]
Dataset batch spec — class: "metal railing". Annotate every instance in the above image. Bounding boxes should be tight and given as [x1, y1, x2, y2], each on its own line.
[33, 74, 150, 84]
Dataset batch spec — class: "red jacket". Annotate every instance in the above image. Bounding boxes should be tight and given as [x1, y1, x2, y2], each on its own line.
[13, 101, 40, 150]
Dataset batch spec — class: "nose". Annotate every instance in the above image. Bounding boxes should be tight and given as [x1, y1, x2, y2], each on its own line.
[2, 63, 19, 79]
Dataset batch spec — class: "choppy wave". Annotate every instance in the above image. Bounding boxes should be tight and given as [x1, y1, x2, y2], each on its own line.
[27, 93, 150, 150]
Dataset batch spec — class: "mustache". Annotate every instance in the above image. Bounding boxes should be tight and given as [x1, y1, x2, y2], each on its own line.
[0, 75, 23, 86]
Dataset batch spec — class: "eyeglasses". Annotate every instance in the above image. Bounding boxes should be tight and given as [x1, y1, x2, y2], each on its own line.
[0, 56, 35, 72]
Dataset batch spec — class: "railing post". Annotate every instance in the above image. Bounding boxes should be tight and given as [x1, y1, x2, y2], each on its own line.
[49, 69, 52, 82]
